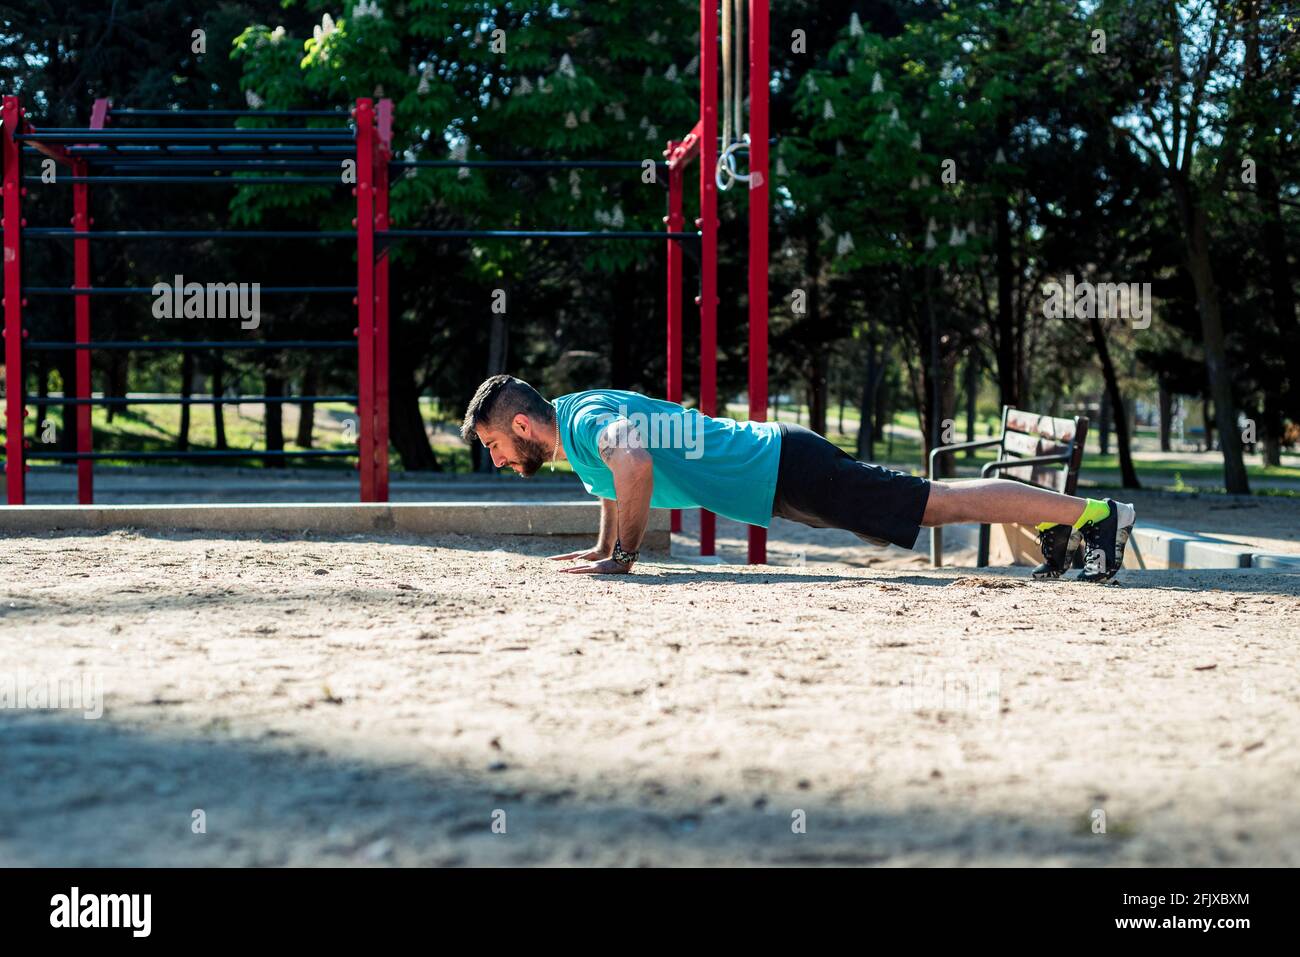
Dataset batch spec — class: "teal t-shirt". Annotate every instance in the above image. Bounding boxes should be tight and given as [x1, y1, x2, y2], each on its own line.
[553, 390, 782, 527]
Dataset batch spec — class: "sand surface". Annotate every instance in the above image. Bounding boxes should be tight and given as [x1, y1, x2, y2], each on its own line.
[2, 525, 1298, 867]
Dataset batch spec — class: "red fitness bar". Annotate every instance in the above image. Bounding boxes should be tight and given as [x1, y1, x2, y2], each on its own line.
[355, 99, 378, 503]
[747, 0, 770, 564]
[703, 0, 722, 557]
[375, 99, 393, 503]
[2, 96, 24, 504]
[72, 99, 107, 502]
[665, 2, 770, 562]
[665, 141, 685, 534]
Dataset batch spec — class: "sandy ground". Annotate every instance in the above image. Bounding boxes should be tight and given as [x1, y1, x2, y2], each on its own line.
[2, 523, 1298, 867]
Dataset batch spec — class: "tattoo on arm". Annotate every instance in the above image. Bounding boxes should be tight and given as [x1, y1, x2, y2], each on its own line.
[597, 418, 643, 466]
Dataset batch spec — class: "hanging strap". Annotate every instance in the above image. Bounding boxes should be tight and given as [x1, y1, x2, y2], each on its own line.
[717, 0, 751, 191]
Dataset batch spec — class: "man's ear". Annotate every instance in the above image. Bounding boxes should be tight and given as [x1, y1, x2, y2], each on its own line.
[512, 412, 531, 438]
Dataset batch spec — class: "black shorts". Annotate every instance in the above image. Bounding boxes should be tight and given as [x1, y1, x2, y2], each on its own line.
[771, 423, 932, 549]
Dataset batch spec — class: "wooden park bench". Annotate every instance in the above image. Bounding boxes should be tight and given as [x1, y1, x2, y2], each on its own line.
[928, 406, 1090, 567]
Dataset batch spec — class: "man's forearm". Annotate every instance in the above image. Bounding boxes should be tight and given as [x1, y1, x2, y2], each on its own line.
[612, 461, 653, 553]
[596, 419, 654, 559]
[596, 498, 618, 554]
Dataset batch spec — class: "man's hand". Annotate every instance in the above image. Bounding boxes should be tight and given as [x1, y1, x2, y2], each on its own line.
[558, 557, 634, 575]
[548, 546, 610, 562]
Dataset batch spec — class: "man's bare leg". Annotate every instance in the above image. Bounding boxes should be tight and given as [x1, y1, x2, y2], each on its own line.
[921, 479, 1086, 528]
[922, 479, 1136, 583]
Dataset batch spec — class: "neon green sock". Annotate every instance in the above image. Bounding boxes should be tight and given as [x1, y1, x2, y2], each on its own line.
[1036, 499, 1109, 532]
[1072, 498, 1110, 530]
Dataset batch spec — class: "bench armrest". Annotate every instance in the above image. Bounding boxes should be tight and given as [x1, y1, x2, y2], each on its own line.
[928, 438, 1002, 479]
[978, 451, 1072, 478]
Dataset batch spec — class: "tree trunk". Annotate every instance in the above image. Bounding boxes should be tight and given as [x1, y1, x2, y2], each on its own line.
[389, 348, 440, 471]
[1158, 384, 1172, 452]
[920, 267, 954, 475]
[212, 351, 228, 450]
[857, 339, 882, 461]
[994, 179, 1017, 407]
[802, 234, 825, 434]
[883, 366, 896, 460]
[808, 351, 829, 436]
[1203, 397, 1213, 453]
[1175, 185, 1249, 493]
[475, 309, 509, 472]
[57, 350, 79, 453]
[1098, 387, 1111, 456]
[939, 354, 957, 475]
[1087, 313, 1140, 488]
[1261, 426, 1282, 468]
[104, 354, 116, 424]
[876, 365, 891, 455]
[1256, 163, 1299, 451]
[33, 358, 49, 448]
[1249, 32, 1300, 425]
[609, 269, 634, 389]
[264, 372, 285, 468]
[964, 351, 977, 458]
[178, 350, 194, 451]
[107, 352, 128, 422]
[296, 367, 316, 448]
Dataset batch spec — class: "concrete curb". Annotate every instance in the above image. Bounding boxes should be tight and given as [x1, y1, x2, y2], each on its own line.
[1129, 522, 1299, 570]
[0, 501, 671, 551]
[1251, 553, 1300, 570]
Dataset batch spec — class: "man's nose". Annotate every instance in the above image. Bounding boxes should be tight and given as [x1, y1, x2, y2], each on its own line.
[491, 450, 507, 468]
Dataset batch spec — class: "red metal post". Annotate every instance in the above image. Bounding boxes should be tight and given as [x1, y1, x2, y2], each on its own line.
[354, 98, 377, 502]
[698, 0, 719, 556]
[747, 0, 770, 564]
[374, 99, 393, 503]
[665, 141, 684, 534]
[73, 98, 110, 505]
[2, 96, 25, 504]
[72, 161, 91, 503]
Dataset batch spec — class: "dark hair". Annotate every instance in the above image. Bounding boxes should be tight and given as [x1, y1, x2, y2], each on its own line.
[460, 375, 554, 442]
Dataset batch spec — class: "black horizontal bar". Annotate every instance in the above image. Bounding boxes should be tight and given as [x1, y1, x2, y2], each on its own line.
[30, 150, 354, 163]
[383, 229, 698, 241]
[26, 229, 355, 241]
[89, 142, 354, 150]
[24, 175, 345, 185]
[23, 228, 693, 242]
[26, 340, 356, 352]
[111, 109, 348, 118]
[393, 160, 667, 170]
[26, 449, 356, 461]
[59, 145, 356, 156]
[20, 132, 353, 143]
[26, 395, 358, 406]
[26, 287, 356, 295]
[87, 160, 347, 170]
[35, 127, 352, 136]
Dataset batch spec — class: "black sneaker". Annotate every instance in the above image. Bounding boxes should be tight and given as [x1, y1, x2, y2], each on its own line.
[1032, 524, 1083, 579]
[1078, 499, 1137, 583]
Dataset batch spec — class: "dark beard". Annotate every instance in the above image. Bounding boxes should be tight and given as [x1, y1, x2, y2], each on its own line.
[512, 435, 549, 477]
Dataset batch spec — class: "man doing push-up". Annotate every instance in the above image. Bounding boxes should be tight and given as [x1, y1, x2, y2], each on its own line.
[461, 375, 1136, 579]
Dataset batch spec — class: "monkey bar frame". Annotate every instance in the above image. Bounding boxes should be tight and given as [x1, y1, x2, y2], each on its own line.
[6, 3, 771, 564]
